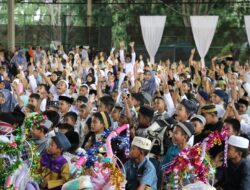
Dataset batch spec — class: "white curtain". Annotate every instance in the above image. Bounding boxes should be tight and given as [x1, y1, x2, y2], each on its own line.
[190, 16, 218, 69]
[140, 16, 166, 64]
[244, 16, 250, 45]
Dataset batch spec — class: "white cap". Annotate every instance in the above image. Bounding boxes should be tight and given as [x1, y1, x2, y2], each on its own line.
[58, 80, 69, 89]
[132, 136, 152, 151]
[80, 84, 89, 92]
[190, 114, 206, 126]
[228, 135, 249, 149]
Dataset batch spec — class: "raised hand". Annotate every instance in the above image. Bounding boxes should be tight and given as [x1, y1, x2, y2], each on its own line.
[129, 41, 135, 47]
[191, 48, 196, 55]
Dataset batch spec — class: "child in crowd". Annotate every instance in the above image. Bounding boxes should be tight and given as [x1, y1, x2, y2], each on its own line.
[216, 135, 250, 190]
[76, 103, 91, 146]
[175, 99, 197, 122]
[223, 118, 241, 137]
[32, 119, 53, 154]
[131, 92, 145, 112]
[63, 111, 78, 127]
[201, 104, 224, 137]
[38, 132, 71, 190]
[111, 103, 123, 129]
[58, 95, 74, 117]
[153, 96, 169, 121]
[98, 95, 115, 114]
[190, 114, 206, 144]
[78, 84, 89, 97]
[28, 93, 41, 113]
[161, 122, 194, 170]
[136, 105, 155, 137]
[82, 111, 111, 149]
[125, 137, 157, 190]
[75, 95, 88, 112]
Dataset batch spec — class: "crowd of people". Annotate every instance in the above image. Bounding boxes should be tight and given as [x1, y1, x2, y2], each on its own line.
[0, 41, 250, 190]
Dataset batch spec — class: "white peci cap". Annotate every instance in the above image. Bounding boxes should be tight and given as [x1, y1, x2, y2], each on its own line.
[228, 135, 249, 149]
[132, 136, 152, 151]
[190, 114, 206, 126]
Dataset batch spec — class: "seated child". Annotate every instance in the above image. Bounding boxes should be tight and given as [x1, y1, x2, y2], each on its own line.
[32, 119, 53, 154]
[190, 114, 206, 144]
[38, 132, 71, 190]
[111, 103, 123, 130]
[216, 135, 250, 190]
[63, 111, 78, 127]
[161, 121, 194, 170]
[125, 137, 157, 190]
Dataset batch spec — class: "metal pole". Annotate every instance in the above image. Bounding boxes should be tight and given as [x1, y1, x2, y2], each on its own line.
[87, 0, 92, 46]
[87, 0, 92, 27]
[8, 0, 15, 51]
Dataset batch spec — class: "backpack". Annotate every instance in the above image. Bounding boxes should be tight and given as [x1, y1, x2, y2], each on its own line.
[146, 118, 176, 156]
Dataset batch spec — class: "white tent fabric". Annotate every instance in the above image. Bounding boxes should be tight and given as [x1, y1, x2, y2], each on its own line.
[190, 16, 218, 69]
[244, 16, 250, 45]
[140, 16, 166, 64]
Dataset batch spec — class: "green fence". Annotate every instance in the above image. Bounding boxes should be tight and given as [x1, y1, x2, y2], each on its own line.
[0, 13, 248, 62]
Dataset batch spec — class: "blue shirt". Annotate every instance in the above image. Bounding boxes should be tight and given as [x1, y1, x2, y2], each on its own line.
[161, 144, 180, 171]
[125, 157, 157, 190]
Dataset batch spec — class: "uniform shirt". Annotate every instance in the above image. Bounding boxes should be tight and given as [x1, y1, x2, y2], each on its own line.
[40, 98, 47, 112]
[153, 110, 169, 122]
[75, 116, 91, 146]
[240, 113, 250, 124]
[125, 157, 157, 190]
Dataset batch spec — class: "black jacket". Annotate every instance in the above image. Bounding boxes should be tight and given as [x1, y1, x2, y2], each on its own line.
[216, 159, 250, 190]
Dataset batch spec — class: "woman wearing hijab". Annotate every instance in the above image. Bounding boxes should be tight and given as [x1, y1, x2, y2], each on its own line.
[0, 89, 17, 112]
[141, 70, 156, 97]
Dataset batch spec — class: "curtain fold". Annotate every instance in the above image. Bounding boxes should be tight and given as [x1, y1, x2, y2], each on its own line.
[190, 16, 218, 69]
[244, 16, 250, 45]
[140, 16, 166, 64]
